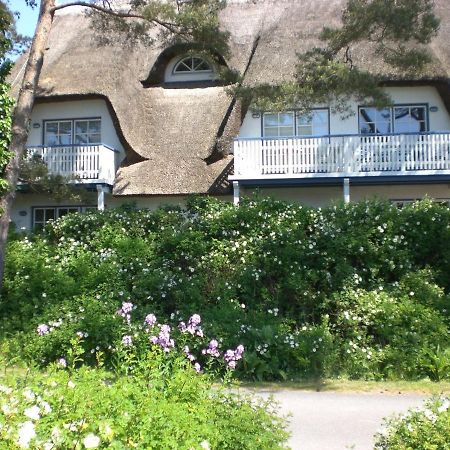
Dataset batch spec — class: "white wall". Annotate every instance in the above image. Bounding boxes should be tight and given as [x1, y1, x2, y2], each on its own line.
[27, 99, 125, 161]
[240, 183, 450, 208]
[238, 86, 450, 138]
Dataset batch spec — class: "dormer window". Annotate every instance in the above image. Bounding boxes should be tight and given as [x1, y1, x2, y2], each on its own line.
[164, 54, 216, 83]
[173, 56, 213, 74]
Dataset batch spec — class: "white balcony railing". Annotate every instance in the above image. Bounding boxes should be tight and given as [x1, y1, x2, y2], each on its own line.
[26, 144, 118, 185]
[232, 132, 450, 180]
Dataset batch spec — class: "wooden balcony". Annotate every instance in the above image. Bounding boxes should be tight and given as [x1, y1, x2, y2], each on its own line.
[26, 144, 118, 185]
[231, 132, 450, 180]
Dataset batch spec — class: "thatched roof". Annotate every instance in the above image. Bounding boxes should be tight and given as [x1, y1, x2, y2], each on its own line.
[10, 0, 450, 196]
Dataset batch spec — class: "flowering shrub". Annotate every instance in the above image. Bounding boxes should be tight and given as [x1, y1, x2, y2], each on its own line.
[1, 197, 449, 380]
[0, 362, 288, 449]
[374, 396, 450, 449]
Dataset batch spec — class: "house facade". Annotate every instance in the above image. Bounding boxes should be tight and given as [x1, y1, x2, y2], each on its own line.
[9, 0, 450, 230]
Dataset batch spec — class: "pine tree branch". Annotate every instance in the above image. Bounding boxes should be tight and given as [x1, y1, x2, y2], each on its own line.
[50, 2, 181, 35]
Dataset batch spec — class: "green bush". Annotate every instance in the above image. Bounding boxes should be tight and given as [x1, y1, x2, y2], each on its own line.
[0, 361, 288, 449]
[1, 197, 449, 381]
[374, 396, 450, 449]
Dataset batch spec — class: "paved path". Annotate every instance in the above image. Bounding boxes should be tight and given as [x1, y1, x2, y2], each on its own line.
[247, 389, 426, 450]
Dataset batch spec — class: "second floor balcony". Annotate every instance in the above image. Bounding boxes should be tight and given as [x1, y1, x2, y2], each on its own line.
[26, 144, 118, 186]
[231, 132, 450, 181]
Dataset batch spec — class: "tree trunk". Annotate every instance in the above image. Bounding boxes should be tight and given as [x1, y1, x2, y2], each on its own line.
[0, 0, 55, 291]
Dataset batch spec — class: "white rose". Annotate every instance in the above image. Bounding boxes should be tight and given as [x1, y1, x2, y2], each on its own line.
[24, 405, 41, 421]
[17, 421, 36, 448]
[83, 433, 101, 449]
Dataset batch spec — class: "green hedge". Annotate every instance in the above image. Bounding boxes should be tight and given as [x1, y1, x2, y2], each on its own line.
[1, 196, 449, 380]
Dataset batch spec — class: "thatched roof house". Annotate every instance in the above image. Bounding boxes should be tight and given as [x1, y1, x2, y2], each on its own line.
[10, 0, 450, 199]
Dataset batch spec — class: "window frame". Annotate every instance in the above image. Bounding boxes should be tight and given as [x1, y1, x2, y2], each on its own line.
[42, 117, 102, 146]
[32, 205, 97, 229]
[172, 56, 213, 75]
[261, 108, 330, 138]
[43, 120, 73, 146]
[358, 104, 429, 135]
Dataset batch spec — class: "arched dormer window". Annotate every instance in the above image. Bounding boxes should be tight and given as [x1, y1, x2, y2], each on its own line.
[173, 56, 213, 74]
[164, 54, 217, 83]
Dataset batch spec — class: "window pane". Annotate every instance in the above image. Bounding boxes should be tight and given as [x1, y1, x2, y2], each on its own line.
[45, 134, 59, 146]
[75, 121, 88, 134]
[297, 125, 313, 136]
[264, 114, 278, 127]
[297, 114, 313, 125]
[88, 120, 101, 133]
[88, 134, 101, 144]
[394, 106, 427, 133]
[59, 122, 72, 134]
[45, 121, 72, 146]
[75, 119, 101, 144]
[192, 58, 203, 69]
[75, 134, 88, 145]
[35, 209, 44, 221]
[359, 107, 392, 134]
[297, 110, 329, 136]
[45, 122, 58, 133]
[263, 112, 295, 136]
[375, 109, 391, 122]
[196, 61, 211, 71]
[279, 113, 294, 127]
[59, 134, 72, 145]
[279, 126, 294, 136]
[45, 209, 55, 221]
[58, 208, 69, 217]
[264, 127, 279, 137]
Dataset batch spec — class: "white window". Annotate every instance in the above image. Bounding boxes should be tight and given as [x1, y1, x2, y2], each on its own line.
[173, 56, 212, 74]
[263, 109, 329, 137]
[74, 119, 102, 144]
[296, 110, 329, 136]
[165, 55, 216, 82]
[44, 118, 101, 146]
[263, 112, 295, 137]
[393, 106, 427, 133]
[359, 105, 427, 135]
[44, 120, 73, 146]
[33, 206, 95, 229]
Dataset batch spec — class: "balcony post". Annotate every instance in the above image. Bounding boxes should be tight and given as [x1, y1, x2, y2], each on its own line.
[97, 185, 108, 211]
[343, 178, 350, 204]
[233, 181, 240, 205]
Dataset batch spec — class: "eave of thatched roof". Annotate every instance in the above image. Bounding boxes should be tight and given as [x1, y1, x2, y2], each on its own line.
[9, 0, 450, 196]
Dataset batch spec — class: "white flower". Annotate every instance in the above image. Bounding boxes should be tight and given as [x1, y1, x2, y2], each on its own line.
[2, 404, 13, 414]
[67, 381, 76, 389]
[0, 384, 12, 394]
[17, 421, 36, 448]
[51, 427, 62, 443]
[40, 400, 52, 414]
[438, 399, 450, 413]
[83, 433, 101, 449]
[23, 388, 35, 401]
[200, 441, 210, 450]
[24, 405, 40, 421]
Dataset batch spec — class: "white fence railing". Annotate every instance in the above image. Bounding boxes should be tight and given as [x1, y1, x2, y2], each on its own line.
[233, 133, 450, 178]
[26, 144, 117, 185]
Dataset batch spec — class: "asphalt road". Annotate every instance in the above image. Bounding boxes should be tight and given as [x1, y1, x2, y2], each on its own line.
[248, 389, 426, 450]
